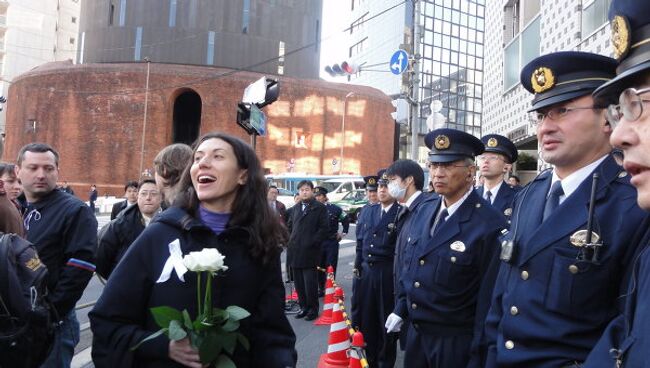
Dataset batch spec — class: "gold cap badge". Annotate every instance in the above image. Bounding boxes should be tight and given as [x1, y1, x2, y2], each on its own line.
[434, 135, 450, 150]
[487, 138, 498, 148]
[531, 67, 555, 93]
[368, 178, 376, 185]
[611, 15, 631, 61]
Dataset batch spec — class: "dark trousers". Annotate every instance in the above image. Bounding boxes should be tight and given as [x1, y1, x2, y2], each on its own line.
[404, 324, 472, 368]
[352, 261, 397, 368]
[318, 239, 340, 291]
[293, 267, 318, 313]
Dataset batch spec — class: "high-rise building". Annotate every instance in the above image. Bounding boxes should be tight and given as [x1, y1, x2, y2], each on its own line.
[483, 0, 611, 170]
[0, 0, 80, 134]
[78, 0, 323, 79]
[327, 0, 486, 162]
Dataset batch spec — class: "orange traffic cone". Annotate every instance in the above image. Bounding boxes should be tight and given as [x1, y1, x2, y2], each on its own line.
[348, 331, 368, 368]
[314, 267, 336, 325]
[317, 287, 350, 368]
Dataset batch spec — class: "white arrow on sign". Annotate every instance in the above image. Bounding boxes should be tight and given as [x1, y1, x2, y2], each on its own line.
[391, 52, 404, 73]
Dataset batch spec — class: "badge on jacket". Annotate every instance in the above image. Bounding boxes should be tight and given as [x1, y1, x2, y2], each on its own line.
[450, 241, 466, 252]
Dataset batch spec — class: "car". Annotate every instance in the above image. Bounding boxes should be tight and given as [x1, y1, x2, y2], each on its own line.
[275, 187, 296, 209]
[318, 177, 366, 201]
[331, 189, 368, 223]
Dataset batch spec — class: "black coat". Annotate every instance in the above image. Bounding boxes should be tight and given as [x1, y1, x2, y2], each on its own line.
[110, 200, 129, 220]
[90, 207, 297, 368]
[286, 198, 328, 268]
[96, 203, 146, 279]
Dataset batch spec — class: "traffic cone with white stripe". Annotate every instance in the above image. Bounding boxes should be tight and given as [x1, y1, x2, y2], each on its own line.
[314, 266, 335, 325]
[348, 331, 368, 368]
[317, 287, 349, 368]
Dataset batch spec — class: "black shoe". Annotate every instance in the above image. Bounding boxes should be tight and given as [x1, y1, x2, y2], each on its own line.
[295, 309, 308, 319]
[304, 312, 318, 321]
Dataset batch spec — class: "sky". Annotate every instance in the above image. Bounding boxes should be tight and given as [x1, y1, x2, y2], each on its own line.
[318, 1, 351, 81]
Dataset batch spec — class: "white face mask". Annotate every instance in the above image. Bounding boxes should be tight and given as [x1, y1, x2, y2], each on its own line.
[388, 181, 406, 201]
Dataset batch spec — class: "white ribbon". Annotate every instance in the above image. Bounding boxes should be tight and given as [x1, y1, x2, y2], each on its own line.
[156, 239, 188, 283]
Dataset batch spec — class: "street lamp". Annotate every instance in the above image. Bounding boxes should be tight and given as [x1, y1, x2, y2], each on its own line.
[340, 92, 355, 174]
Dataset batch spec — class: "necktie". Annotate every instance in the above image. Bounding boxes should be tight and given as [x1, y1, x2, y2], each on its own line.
[430, 208, 449, 237]
[485, 190, 492, 204]
[543, 181, 564, 221]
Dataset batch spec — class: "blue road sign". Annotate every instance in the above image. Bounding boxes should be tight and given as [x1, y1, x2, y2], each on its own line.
[390, 50, 408, 75]
[249, 104, 267, 136]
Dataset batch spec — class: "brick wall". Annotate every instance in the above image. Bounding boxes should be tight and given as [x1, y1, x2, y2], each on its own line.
[4, 61, 395, 197]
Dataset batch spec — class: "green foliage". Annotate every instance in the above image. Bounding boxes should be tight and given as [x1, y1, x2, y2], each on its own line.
[132, 270, 251, 367]
[516, 152, 537, 170]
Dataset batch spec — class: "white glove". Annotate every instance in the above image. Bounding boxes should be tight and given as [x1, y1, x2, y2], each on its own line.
[385, 313, 403, 333]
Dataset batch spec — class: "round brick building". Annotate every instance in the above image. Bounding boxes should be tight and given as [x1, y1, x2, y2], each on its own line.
[3, 61, 396, 196]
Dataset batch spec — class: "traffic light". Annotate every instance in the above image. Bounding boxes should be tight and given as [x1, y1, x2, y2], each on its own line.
[324, 61, 359, 77]
[391, 98, 409, 124]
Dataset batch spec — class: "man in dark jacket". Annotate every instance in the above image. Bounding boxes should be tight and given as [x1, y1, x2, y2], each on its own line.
[267, 185, 288, 223]
[16, 143, 97, 368]
[286, 180, 328, 321]
[110, 180, 139, 220]
[96, 179, 162, 279]
[89, 184, 98, 214]
[314, 186, 349, 295]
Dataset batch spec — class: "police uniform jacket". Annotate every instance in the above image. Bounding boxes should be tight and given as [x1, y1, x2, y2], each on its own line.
[475, 182, 517, 220]
[325, 202, 350, 239]
[394, 190, 506, 334]
[286, 198, 329, 268]
[484, 155, 646, 368]
[394, 192, 436, 290]
[22, 189, 97, 317]
[583, 217, 650, 368]
[89, 207, 297, 368]
[355, 203, 372, 242]
[354, 202, 401, 268]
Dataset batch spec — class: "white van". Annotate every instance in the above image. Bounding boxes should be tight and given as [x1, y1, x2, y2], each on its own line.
[319, 177, 366, 201]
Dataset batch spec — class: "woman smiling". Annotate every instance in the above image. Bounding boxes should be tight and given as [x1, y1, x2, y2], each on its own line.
[90, 132, 297, 368]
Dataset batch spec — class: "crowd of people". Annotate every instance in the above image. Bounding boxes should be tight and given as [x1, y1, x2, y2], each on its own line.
[2, 1, 650, 367]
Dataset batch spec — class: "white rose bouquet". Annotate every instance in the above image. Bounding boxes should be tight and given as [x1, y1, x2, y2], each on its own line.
[133, 248, 250, 367]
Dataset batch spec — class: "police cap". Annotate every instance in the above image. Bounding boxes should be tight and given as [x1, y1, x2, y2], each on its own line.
[377, 169, 388, 185]
[520, 51, 617, 111]
[314, 186, 328, 197]
[364, 175, 379, 191]
[481, 134, 518, 163]
[594, 1, 650, 98]
[424, 128, 484, 163]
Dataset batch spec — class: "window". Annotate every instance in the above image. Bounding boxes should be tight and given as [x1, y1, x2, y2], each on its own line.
[108, 3, 115, 26]
[503, 14, 540, 91]
[582, 0, 611, 36]
[350, 12, 368, 34]
[349, 37, 367, 58]
[242, 0, 250, 33]
[169, 0, 177, 27]
[278, 41, 285, 75]
[69, 37, 75, 44]
[71, 16, 77, 24]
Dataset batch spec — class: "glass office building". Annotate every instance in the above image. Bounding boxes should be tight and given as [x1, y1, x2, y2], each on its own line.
[417, 0, 485, 137]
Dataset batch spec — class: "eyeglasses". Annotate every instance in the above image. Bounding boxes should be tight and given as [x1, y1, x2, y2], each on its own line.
[426, 162, 471, 171]
[138, 191, 160, 198]
[477, 155, 504, 163]
[531, 106, 604, 123]
[606, 87, 650, 128]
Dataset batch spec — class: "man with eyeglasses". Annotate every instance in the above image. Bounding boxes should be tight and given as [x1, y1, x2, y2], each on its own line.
[386, 128, 507, 368]
[483, 51, 647, 368]
[96, 178, 162, 279]
[584, 2, 650, 367]
[475, 134, 519, 221]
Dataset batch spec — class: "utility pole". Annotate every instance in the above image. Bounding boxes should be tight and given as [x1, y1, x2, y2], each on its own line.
[409, 0, 421, 162]
[139, 58, 151, 177]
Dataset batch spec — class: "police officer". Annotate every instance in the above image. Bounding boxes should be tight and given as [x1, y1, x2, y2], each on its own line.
[351, 170, 401, 368]
[385, 159, 436, 351]
[475, 134, 519, 221]
[354, 175, 380, 269]
[387, 129, 507, 368]
[484, 51, 647, 367]
[314, 186, 350, 295]
[584, 2, 650, 366]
